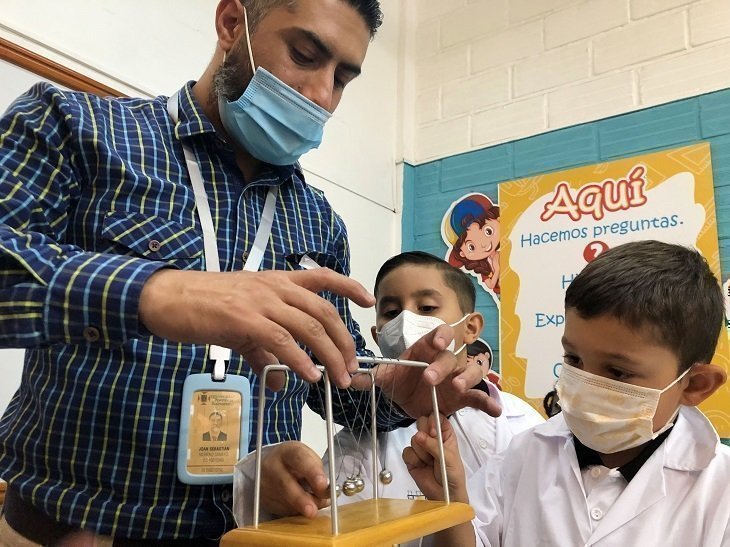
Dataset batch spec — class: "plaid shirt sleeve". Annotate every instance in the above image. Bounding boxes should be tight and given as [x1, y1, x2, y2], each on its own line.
[0, 83, 168, 349]
[304, 211, 414, 432]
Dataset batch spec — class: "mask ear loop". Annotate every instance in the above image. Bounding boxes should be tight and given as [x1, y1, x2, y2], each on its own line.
[450, 313, 472, 356]
[241, 4, 257, 72]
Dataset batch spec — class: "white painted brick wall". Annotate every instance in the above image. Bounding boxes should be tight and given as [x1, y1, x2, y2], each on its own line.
[442, 68, 509, 117]
[544, 0, 628, 49]
[640, 40, 730, 105]
[513, 42, 589, 96]
[508, 0, 582, 24]
[690, 0, 730, 46]
[472, 96, 546, 146]
[440, 0, 508, 49]
[593, 11, 686, 74]
[548, 72, 635, 127]
[471, 20, 543, 74]
[409, 0, 730, 163]
[631, 0, 698, 19]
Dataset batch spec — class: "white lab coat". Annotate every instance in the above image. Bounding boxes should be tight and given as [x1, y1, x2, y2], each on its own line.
[326, 385, 544, 546]
[469, 405, 730, 547]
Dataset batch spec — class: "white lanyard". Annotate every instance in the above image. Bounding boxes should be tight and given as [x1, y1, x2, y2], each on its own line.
[167, 92, 278, 380]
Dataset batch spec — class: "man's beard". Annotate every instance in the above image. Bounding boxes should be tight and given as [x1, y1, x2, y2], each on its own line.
[211, 41, 255, 104]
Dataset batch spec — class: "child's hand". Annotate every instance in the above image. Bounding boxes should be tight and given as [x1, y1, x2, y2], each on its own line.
[402, 413, 468, 504]
[260, 441, 332, 518]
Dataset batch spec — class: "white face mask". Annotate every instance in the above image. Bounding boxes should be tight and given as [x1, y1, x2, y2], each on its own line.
[376, 310, 469, 359]
[556, 364, 691, 454]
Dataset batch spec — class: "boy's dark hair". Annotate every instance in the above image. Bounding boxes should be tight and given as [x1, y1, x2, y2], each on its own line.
[375, 251, 476, 313]
[245, 0, 383, 36]
[565, 240, 724, 371]
[467, 338, 491, 357]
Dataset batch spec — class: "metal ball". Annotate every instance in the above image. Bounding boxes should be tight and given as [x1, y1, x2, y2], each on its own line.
[335, 483, 342, 497]
[342, 480, 358, 496]
[353, 476, 365, 493]
[379, 469, 393, 485]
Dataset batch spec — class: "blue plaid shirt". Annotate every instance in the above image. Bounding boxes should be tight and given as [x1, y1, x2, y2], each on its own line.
[0, 82, 399, 538]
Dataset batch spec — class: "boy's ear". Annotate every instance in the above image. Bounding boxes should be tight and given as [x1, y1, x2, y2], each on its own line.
[462, 312, 484, 345]
[679, 364, 727, 407]
[371, 325, 378, 345]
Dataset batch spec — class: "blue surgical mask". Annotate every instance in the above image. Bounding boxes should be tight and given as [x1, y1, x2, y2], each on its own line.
[217, 6, 331, 165]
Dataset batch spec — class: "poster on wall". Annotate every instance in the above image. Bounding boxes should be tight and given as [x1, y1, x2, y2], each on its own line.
[441, 193, 501, 306]
[499, 142, 730, 435]
[725, 277, 730, 341]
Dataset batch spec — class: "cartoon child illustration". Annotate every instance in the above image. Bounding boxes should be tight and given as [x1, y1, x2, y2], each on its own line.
[466, 338, 501, 389]
[442, 193, 501, 299]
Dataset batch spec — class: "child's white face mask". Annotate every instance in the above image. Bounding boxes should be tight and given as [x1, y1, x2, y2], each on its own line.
[376, 310, 469, 359]
[556, 364, 691, 454]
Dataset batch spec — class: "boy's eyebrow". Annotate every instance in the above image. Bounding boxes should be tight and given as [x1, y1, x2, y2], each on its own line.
[376, 289, 443, 310]
[376, 295, 400, 308]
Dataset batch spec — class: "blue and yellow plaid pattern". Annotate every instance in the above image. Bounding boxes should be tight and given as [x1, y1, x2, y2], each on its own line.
[0, 82, 395, 538]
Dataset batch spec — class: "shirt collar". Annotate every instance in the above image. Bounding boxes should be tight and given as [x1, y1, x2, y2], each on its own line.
[574, 427, 673, 482]
[171, 81, 218, 139]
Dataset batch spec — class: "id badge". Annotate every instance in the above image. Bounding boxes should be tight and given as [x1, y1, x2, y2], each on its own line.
[177, 373, 251, 484]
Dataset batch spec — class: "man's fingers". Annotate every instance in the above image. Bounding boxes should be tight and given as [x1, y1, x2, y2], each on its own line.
[289, 268, 375, 309]
[453, 362, 483, 392]
[267, 304, 352, 387]
[410, 431, 435, 464]
[237, 317, 322, 384]
[454, 388, 502, 417]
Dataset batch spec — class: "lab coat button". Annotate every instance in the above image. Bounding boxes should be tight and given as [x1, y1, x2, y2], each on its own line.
[590, 467, 601, 478]
[590, 507, 603, 520]
[148, 239, 161, 252]
[479, 440, 488, 449]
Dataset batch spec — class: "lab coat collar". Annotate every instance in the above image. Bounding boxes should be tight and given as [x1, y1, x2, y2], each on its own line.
[480, 381, 527, 419]
[533, 405, 718, 472]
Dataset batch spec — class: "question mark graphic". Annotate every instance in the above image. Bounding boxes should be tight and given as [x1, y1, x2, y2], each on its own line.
[583, 240, 609, 263]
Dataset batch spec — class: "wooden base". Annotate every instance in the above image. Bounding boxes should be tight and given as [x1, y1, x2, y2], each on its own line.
[221, 498, 474, 547]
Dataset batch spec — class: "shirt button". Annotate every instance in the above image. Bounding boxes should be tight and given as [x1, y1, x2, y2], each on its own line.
[148, 239, 161, 252]
[590, 467, 601, 478]
[83, 326, 100, 343]
[221, 489, 231, 503]
[479, 440, 488, 449]
[590, 507, 603, 520]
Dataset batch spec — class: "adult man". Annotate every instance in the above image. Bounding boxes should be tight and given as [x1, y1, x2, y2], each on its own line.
[0, 0, 496, 543]
[203, 412, 228, 442]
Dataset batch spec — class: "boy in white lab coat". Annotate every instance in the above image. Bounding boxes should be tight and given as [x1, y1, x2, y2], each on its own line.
[232, 251, 543, 538]
[406, 240, 730, 547]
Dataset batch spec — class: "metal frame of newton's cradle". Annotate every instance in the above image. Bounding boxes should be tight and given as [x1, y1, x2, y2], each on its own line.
[222, 356, 475, 547]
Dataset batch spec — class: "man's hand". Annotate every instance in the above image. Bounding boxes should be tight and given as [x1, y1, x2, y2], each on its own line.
[403, 413, 468, 503]
[351, 324, 502, 418]
[139, 268, 375, 389]
[259, 441, 332, 518]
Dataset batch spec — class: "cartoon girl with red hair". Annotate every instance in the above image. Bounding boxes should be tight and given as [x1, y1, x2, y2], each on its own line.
[441, 193, 501, 300]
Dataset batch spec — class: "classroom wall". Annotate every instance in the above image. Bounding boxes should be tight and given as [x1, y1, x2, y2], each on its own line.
[410, 0, 730, 163]
[0, 0, 408, 454]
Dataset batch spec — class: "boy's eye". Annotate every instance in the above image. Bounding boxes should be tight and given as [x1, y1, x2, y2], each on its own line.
[606, 367, 632, 381]
[562, 353, 581, 368]
[381, 308, 400, 319]
[419, 305, 438, 314]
